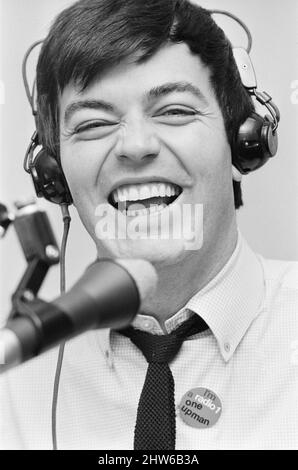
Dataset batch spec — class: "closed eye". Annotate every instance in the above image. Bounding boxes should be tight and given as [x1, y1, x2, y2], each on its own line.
[75, 121, 117, 133]
[160, 108, 198, 116]
[62, 120, 120, 140]
[154, 107, 200, 125]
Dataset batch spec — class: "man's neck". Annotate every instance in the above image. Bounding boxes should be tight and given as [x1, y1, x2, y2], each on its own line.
[141, 221, 238, 326]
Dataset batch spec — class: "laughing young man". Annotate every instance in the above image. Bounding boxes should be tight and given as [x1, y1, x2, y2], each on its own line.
[1, 0, 298, 450]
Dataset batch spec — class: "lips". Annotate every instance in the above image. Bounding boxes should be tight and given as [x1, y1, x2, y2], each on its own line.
[107, 181, 183, 215]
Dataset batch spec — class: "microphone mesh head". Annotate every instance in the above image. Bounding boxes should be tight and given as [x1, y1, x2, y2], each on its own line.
[115, 259, 158, 306]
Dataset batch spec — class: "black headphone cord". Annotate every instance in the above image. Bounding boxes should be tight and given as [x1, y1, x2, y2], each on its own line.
[51, 204, 71, 451]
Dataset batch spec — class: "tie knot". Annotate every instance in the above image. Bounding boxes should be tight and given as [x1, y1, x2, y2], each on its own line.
[119, 314, 208, 364]
[126, 330, 184, 363]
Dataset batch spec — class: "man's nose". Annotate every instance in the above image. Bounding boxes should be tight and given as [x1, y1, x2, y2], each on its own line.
[114, 118, 161, 163]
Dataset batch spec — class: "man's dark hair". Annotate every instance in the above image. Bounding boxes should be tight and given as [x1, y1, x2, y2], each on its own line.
[37, 0, 255, 209]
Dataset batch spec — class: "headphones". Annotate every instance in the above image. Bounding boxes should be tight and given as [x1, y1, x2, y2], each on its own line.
[232, 47, 279, 175]
[24, 133, 73, 205]
[23, 10, 280, 206]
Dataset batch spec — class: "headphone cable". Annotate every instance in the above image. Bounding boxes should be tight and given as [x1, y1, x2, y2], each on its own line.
[51, 204, 71, 451]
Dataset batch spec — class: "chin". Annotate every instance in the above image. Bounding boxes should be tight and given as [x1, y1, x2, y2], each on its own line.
[96, 238, 191, 267]
[92, 199, 204, 265]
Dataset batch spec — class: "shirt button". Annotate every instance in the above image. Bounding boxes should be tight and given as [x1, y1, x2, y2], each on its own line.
[224, 342, 231, 353]
[105, 350, 113, 368]
[143, 321, 152, 330]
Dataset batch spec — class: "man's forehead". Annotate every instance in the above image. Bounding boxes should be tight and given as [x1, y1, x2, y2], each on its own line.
[62, 42, 209, 93]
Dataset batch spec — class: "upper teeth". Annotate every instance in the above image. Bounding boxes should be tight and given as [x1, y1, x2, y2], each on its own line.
[111, 182, 180, 203]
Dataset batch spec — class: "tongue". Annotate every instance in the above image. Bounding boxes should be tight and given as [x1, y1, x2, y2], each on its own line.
[125, 196, 170, 210]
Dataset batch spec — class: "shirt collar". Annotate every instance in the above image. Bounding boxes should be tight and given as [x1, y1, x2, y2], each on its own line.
[182, 230, 265, 361]
[95, 230, 265, 363]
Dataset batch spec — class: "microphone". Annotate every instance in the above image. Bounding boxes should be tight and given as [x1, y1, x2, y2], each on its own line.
[13, 199, 59, 264]
[0, 258, 157, 374]
[0, 203, 14, 238]
[7, 200, 60, 319]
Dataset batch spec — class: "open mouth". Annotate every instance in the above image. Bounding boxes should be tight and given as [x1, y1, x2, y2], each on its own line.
[108, 181, 183, 217]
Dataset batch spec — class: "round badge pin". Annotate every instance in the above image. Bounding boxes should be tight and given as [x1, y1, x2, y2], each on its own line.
[179, 387, 222, 429]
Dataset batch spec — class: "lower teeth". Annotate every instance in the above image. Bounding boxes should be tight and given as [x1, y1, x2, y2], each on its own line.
[125, 204, 167, 216]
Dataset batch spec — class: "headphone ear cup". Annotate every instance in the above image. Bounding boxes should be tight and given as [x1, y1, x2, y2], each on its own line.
[261, 115, 278, 158]
[30, 149, 73, 205]
[233, 112, 278, 174]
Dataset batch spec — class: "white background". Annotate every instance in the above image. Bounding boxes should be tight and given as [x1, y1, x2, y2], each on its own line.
[0, 0, 297, 319]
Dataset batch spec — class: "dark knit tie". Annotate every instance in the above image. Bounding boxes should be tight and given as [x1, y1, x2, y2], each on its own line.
[119, 314, 208, 450]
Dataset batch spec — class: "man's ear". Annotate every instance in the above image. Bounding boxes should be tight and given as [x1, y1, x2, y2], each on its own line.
[232, 165, 243, 182]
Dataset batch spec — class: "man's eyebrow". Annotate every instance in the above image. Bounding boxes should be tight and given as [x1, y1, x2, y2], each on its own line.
[63, 82, 208, 125]
[64, 99, 115, 126]
[146, 81, 209, 105]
